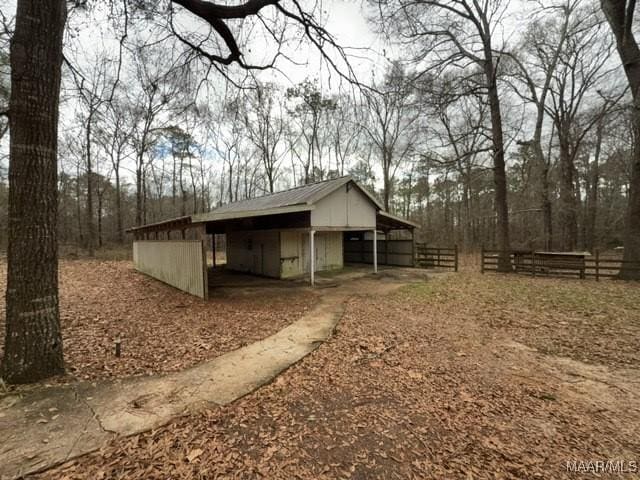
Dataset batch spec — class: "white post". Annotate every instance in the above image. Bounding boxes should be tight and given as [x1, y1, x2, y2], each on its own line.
[310, 229, 316, 286]
[373, 229, 378, 274]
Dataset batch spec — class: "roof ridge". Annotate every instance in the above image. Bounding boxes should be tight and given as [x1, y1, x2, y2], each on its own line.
[260, 174, 352, 198]
[215, 175, 352, 209]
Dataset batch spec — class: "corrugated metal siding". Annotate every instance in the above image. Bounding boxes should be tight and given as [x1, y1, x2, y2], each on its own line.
[133, 241, 208, 299]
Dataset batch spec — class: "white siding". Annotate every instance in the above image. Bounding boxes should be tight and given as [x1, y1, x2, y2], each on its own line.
[315, 231, 343, 270]
[133, 241, 208, 299]
[280, 231, 343, 278]
[280, 231, 304, 278]
[310, 184, 376, 228]
[226, 230, 280, 277]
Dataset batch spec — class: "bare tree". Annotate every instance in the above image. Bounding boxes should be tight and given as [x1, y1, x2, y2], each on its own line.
[329, 94, 362, 177]
[428, 77, 491, 248]
[375, 0, 513, 269]
[96, 98, 133, 243]
[243, 82, 286, 193]
[544, 11, 616, 251]
[286, 79, 336, 183]
[361, 62, 420, 211]
[506, 0, 579, 250]
[69, 55, 118, 255]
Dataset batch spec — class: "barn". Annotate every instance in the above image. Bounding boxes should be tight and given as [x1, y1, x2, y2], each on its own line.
[128, 176, 417, 298]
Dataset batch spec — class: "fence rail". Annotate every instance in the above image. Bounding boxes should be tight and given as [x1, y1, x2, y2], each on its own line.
[481, 247, 640, 280]
[415, 244, 458, 272]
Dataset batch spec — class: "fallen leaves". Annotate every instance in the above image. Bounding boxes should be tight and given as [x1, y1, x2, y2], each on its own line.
[0, 260, 317, 387]
[185, 449, 203, 463]
[12, 267, 640, 479]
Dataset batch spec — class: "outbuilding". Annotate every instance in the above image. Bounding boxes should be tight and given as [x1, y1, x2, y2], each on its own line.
[128, 176, 417, 298]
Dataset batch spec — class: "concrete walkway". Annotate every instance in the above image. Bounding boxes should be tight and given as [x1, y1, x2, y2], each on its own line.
[0, 271, 427, 479]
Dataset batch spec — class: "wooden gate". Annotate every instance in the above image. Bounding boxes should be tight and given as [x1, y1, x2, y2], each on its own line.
[415, 244, 458, 271]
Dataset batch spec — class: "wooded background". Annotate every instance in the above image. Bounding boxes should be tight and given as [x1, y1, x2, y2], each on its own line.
[0, 0, 635, 254]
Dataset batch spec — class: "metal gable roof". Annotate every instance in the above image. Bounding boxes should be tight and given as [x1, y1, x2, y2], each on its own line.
[200, 175, 380, 218]
[128, 176, 414, 234]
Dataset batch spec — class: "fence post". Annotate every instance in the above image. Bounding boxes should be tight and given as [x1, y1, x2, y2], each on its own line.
[454, 244, 459, 272]
[481, 246, 485, 274]
[531, 251, 536, 277]
[595, 249, 600, 282]
[437, 248, 441, 268]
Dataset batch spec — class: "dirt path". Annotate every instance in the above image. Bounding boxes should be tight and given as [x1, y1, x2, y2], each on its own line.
[0, 272, 424, 480]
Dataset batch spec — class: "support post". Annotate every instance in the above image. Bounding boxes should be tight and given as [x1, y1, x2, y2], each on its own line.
[595, 249, 600, 282]
[212, 234, 217, 268]
[373, 229, 378, 273]
[481, 245, 485, 274]
[454, 244, 459, 272]
[531, 251, 536, 277]
[310, 230, 316, 286]
[385, 230, 389, 266]
[411, 229, 416, 267]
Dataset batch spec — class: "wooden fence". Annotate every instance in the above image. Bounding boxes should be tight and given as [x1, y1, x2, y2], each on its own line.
[481, 247, 640, 280]
[415, 244, 458, 271]
[343, 238, 415, 267]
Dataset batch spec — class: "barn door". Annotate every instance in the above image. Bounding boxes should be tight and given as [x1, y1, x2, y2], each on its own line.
[253, 243, 264, 275]
[315, 233, 327, 271]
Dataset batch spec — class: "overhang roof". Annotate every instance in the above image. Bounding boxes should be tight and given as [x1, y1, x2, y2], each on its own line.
[192, 204, 314, 223]
[126, 215, 192, 233]
[377, 211, 419, 230]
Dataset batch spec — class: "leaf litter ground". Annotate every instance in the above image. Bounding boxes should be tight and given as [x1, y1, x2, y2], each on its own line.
[3, 261, 640, 479]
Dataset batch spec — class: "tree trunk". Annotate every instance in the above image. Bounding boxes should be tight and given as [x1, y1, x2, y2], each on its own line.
[85, 111, 95, 256]
[485, 61, 511, 271]
[1, 0, 66, 384]
[97, 187, 103, 248]
[115, 165, 123, 243]
[586, 120, 603, 251]
[558, 132, 578, 251]
[75, 161, 83, 247]
[135, 159, 143, 227]
[601, 0, 640, 279]
[533, 121, 553, 250]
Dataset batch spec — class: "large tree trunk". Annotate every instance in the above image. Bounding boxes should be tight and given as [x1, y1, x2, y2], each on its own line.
[601, 0, 640, 279]
[1, 0, 66, 384]
[485, 61, 511, 271]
